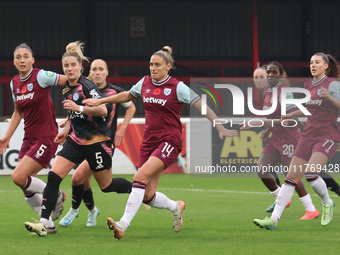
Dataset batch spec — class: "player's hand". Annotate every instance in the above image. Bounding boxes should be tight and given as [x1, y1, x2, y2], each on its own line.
[281, 112, 294, 121]
[114, 128, 125, 147]
[320, 87, 331, 99]
[82, 98, 100, 107]
[62, 100, 80, 112]
[217, 127, 238, 139]
[59, 119, 69, 128]
[0, 136, 10, 154]
[54, 132, 67, 145]
[239, 122, 250, 130]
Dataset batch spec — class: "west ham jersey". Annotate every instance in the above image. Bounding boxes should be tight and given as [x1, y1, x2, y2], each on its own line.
[10, 68, 59, 138]
[130, 75, 199, 148]
[303, 75, 340, 141]
[263, 82, 300, 143]
[62, 76, 111, 145]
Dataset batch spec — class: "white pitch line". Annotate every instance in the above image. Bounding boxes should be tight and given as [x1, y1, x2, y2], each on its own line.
[157, 187, 339, 197]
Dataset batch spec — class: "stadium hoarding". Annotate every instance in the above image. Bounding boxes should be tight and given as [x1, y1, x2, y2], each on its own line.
[0, 119, 188, 175]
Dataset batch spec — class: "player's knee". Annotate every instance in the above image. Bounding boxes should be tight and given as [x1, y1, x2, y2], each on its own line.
[71, 175, 83, 186]
[11, 172, 26, 187]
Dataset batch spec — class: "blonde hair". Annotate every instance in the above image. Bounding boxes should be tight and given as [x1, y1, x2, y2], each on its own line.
[152, 46, 175, 68]
[62, 41, 89, 64]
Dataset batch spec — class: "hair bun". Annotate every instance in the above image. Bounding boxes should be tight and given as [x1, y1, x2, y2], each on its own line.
[161, 46, 172, 55]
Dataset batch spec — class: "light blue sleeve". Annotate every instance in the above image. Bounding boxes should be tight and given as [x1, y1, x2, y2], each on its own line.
[130, 76, 146, 98]
[328, 81, 340, 100]
[37, 69, 60, 88]
[10, 81, 15, 102]
[279, 91, 296, 111]
[176, 81, 200, 105]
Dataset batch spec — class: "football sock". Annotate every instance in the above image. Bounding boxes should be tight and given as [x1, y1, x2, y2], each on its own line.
[71, 184, 84, 210]
[306, 175, 332, 206]
[120, 181, 146, 227]
[145, 192, 177, 212]
[271, 179, 297, 224]
[270, 186, 280, 198]
[83, 188, 95, 211]
[41, 171, 62, 220]
[23, 176, 46, 193]
[299, 193, 316, 211]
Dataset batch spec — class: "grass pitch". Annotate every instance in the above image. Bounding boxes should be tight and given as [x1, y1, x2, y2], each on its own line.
[1, 174, 340, 255]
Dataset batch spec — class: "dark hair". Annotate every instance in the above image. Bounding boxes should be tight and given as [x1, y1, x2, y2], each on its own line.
[267, 61, 287, 78]
[14, 43, 33, 56]
[313, 53, 340, 78]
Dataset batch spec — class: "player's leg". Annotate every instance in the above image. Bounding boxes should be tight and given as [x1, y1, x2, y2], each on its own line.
[320, 170, 340, 196]
[281, 159, 318, 219]
[254, 156, 307, 229]
[305, 152, 334, 225]
[257, 152, 282, 212]
[59, 160, 92, 226]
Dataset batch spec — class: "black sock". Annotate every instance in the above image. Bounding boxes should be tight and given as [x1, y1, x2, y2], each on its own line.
[272, 171, 281, 187]
[83, 188, 95, 211]
[101, 178, 132, 193]
[41, 172, 62, 220]
[72, 184, 84, 209]
[320, 171, 340, 196]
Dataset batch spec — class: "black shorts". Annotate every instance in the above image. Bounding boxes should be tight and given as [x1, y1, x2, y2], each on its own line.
[58, 137, 113, 172]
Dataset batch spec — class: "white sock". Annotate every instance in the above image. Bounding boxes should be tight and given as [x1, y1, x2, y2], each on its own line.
[25, 176, 46, 193]
[271, 183, 296, 224]
[40, 216, 55, 228]
[270, 186, 280, 198]
[120, 183, 146, 227]
[25, 193, 42, 216]
[308, 176, 332, 206]
[148, 192, 177, 212]
[299, 194, 316, 211]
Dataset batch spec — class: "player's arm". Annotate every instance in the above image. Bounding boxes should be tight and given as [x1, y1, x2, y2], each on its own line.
[54, 119, 71, 145]
[62, 99, 107, 117]
[0, 103, 22, 154]
[83, 91, 135, 106]
[192, 99, 238, 139]
[57, 75, 68, 86]
[115, 102, 136, 146]
[321, 82, 340, 110]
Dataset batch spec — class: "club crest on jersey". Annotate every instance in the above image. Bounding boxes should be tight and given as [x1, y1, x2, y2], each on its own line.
[27, 83, 33, 91]
[146, 89, 151, 93]
[73, 93, 80, 101]
[317, 89, 321, 96]
[164, 88, 171, 96]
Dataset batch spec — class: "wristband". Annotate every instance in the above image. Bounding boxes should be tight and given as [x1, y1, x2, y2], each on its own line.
[79, 106, 84, 113]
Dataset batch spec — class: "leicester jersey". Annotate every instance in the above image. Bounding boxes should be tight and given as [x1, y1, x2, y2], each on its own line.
[62, 76, 111, 145]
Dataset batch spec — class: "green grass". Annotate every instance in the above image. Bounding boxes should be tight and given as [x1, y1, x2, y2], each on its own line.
[1, 174, 340, 255]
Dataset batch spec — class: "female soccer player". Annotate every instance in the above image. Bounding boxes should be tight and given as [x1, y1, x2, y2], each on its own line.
[246, 64, 319, 219]
[83, 46, 238, 240]
[0, 43, 68, 231]
[24, 41, 127, 236]
[58, 59, 135, 227]
[254, 53, 340, 229]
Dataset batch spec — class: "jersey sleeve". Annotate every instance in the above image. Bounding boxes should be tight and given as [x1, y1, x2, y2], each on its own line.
[10, 81, 16, 102]
[37, 69, 60, 88]
[328, 81, 340, 101]
[176, 81, 200, 106]
[121, 101, 132, 108]
[280, 90, 296, 112]
[130, 76, 146, 98]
